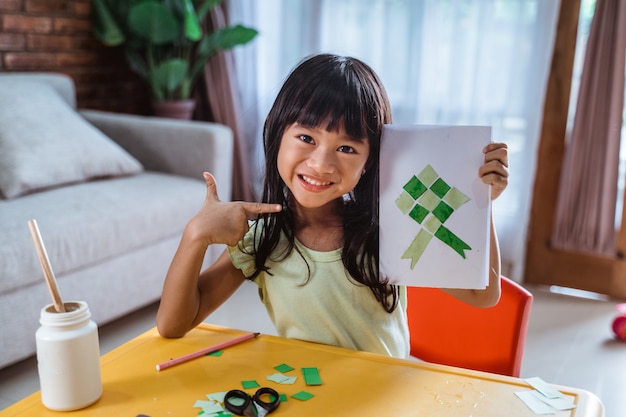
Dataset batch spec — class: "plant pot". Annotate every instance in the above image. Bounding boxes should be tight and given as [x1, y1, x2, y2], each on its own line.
[152, 99, 196, 120]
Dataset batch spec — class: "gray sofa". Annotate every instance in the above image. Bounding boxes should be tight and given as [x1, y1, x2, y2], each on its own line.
[0, 73, 233, 369]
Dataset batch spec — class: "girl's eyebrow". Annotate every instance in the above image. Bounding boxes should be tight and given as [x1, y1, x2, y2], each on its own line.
[293, 123, 366, 143]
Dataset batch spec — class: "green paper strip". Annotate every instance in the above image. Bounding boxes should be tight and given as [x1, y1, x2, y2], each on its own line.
[206, 350, 223, 357]
[401, 229, 433, 269]
[302, 367, 322, 385]
[435, 226, 471, 258]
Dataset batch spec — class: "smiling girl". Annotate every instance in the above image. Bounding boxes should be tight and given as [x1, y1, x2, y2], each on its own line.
[156, 54, 509, 358]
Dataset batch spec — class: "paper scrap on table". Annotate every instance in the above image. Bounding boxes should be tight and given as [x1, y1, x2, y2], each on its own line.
[515, 391, 555, 415]
[380, 124, 491, 288]
[193, 392, 226, 416]
[292, 391, 314, 401]
[525, 376, 564, 399]
[241, 380, 260, 389]
[515, 377, 576, 414]
[302, 367, 322, 386]
[274, 363, 295, 373]
[267, 372, 297, 384]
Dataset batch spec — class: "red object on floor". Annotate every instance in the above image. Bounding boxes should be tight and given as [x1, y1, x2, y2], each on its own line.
[612, 304, 626, 341]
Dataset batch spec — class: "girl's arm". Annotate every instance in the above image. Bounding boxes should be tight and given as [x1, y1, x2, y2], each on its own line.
[156, 172, 282, 337]
[441, 142, 509, 308]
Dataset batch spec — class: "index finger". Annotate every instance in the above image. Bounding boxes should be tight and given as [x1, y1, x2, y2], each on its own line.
[238, 201, 283, 214]
[483, 142, 508, 153]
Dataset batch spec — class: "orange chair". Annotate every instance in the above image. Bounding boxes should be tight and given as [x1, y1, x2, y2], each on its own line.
[406, 276, 533, 377]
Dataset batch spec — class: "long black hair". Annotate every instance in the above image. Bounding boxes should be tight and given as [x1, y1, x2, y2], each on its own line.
[246, 53, 398, 313]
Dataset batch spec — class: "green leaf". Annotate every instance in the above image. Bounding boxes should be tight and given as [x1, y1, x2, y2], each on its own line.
[182, 0, 202, 41]
[128, 2, 180, 44]
[196, 0, 222, 21]
[152, 58, 189, 97]
[92, 0, 125, 46]
[197, 25, 257, 57]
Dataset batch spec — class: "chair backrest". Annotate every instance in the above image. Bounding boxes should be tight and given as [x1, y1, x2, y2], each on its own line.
[406, 276, 533, 377]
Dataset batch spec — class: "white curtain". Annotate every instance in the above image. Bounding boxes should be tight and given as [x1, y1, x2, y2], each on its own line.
[227, 0, 560, 282]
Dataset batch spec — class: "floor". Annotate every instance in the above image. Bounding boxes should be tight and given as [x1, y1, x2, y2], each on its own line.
[0, 281, 624, 417]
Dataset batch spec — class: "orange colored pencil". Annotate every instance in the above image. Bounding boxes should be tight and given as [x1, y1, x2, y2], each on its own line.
[156, 332, 260, 371]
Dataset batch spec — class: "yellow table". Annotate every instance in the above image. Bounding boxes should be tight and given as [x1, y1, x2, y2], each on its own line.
[1, 324, 604, 417]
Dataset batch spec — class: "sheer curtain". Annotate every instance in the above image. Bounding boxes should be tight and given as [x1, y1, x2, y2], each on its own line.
[227, 0, 560, 281]
[552, 0, 626, 255]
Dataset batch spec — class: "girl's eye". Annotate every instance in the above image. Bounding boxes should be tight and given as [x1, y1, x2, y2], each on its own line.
[298, 135, 314, 144]
[338, 145, 355, 153]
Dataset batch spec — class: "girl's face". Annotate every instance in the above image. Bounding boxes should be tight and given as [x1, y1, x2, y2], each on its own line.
[277, 122, 370, 211]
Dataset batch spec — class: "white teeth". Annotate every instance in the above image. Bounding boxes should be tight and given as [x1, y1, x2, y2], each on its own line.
[301, 175, 331, 186]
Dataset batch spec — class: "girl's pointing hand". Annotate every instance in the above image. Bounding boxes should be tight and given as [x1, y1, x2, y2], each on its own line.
[188, 172, 282, 246]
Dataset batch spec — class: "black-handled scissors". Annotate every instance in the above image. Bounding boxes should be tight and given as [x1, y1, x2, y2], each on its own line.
[224, 387, 280, 417]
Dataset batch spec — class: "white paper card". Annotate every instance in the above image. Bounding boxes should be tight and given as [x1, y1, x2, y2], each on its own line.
[530, 390, 576, 411]
[380, 124, 491, 288]
[515, 391, 556, 415]
[525, 377, 563, 399]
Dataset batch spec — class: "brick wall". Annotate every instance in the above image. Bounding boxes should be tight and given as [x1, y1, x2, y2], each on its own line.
[0, 0, 151, 114]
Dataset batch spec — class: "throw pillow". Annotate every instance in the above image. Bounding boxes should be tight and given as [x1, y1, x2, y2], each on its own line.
[0, 79, 143, 199]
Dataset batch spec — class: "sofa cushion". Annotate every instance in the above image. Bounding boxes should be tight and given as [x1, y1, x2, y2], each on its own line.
[0, 80, 143, 199]
[0, 173, 205, 295]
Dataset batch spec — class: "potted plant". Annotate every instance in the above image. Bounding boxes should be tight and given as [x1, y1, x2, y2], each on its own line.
[92, 0, 258, 119]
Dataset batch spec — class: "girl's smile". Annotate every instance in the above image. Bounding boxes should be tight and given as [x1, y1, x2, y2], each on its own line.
[277, 122, 370, 211]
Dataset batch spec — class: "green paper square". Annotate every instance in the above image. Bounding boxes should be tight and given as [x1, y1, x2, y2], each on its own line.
[422, 214, 442, 234]
[432, 201, 454, 223]
[417, 189, 441, 211]
[292, 391, 314, 401]
[274, 363, 295, 373]
[395, 191, 415, 214]
[302, 367, 322, 385]
[408, 204, 429, 224]
[280, 394, 288, 402]
[444, 186, 470, 209]
[403, 175, 427, 199]
[430, 177, 451, 198]
[417, 164, 438, 187]
[241, 380, 260, 389]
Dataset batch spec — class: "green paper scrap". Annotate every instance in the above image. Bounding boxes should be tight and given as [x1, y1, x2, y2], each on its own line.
[267, 373, 297, 384]
[241, 380, 260, 389]
[207, 392, 228, 402]
[301, 367, 322, 386]
[280, 394, 288, 402]
[444, 186, 470, 209]
[206, 350, 223, 357]
[292, 391, 314, 401]
[435, 225, 471, 258]
[193, 399, 226, 415]
[274, 363, 295, 373]
[401, 229, 433, 268]
[417, 164, 438, 186]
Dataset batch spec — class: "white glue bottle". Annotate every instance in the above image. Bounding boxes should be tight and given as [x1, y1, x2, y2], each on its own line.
[36, 301, 102, 410]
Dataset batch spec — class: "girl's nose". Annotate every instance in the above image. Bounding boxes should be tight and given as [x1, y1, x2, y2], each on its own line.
[306, 147, 336, 174]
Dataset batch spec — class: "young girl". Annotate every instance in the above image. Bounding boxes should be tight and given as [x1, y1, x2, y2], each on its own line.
[156, 53, 509, 358]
